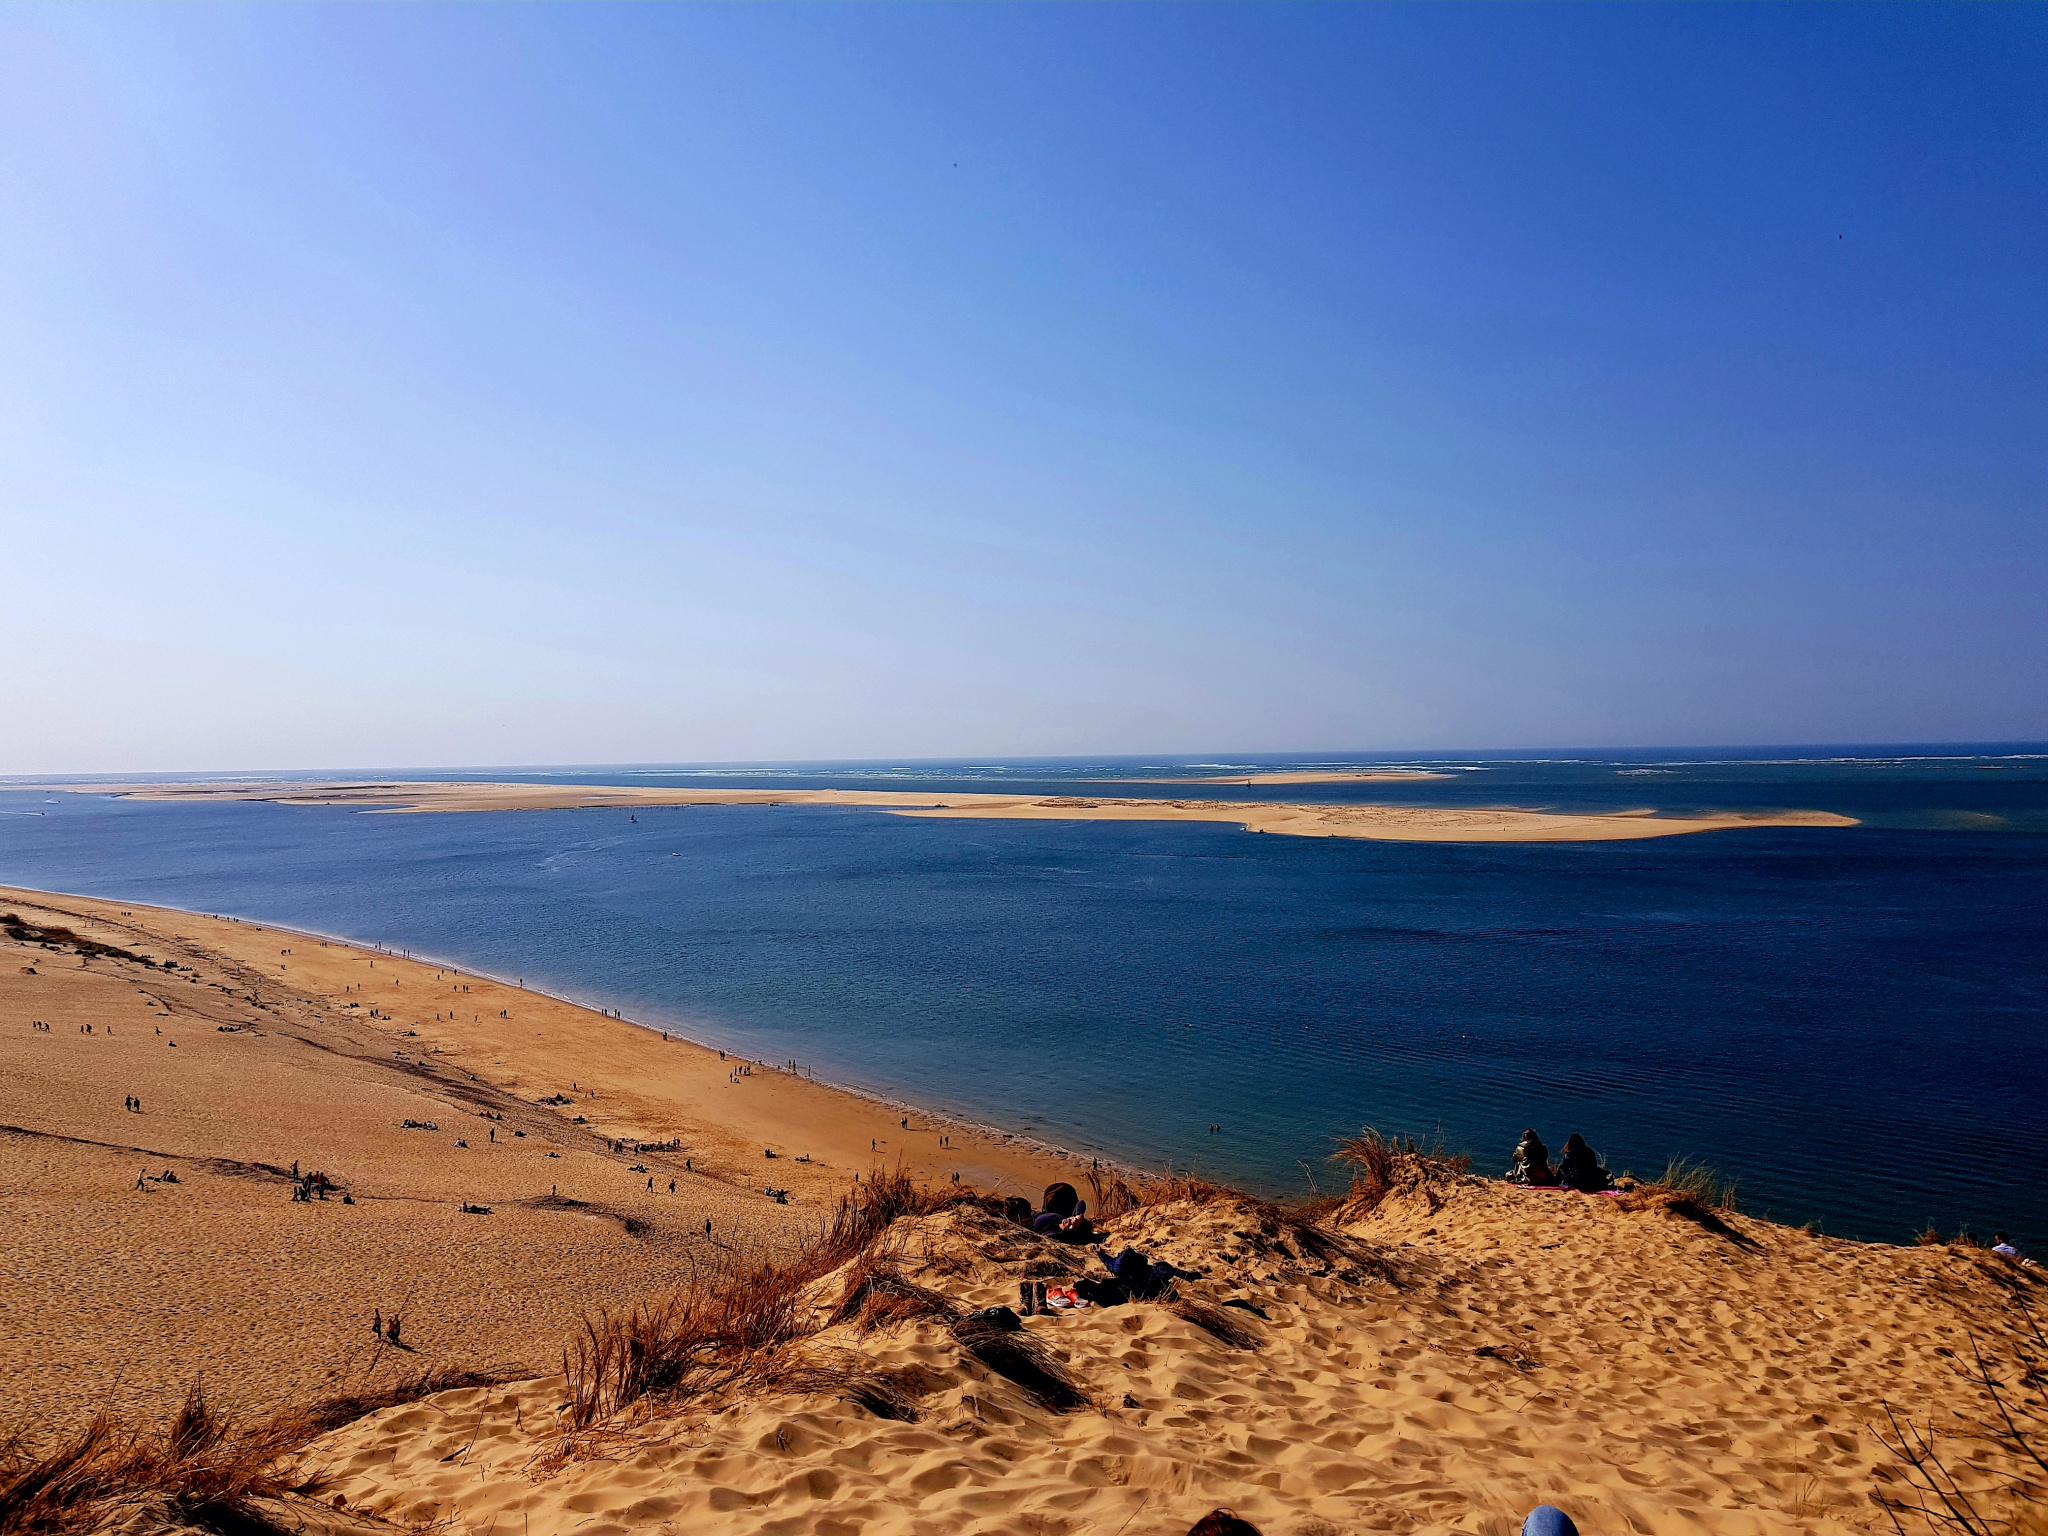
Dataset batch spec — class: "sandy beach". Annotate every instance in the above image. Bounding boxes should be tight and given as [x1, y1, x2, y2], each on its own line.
[5, 884, 2042, 1536]
[0, 886, 1080, 1432]
[49, 781, 1859, 842]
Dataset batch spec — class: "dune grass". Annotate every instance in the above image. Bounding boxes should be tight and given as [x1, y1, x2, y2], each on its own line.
[0, 1383, 320, 1536]
[1632, 1158, 1739, 1212]
[1329, 1128, 1473, 1221]
[563, 1167, 1089, 1430]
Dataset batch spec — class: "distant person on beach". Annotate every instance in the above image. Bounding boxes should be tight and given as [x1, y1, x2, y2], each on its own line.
[1506, 1129, 1555, 1186]
[1992, 1232, 2021, 1259]
[1032, 1183, 1096, 1242]
[1556, 1134, 1612, 1192]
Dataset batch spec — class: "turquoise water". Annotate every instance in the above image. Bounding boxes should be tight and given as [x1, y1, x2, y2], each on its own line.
[4, 747, 2044, 1251]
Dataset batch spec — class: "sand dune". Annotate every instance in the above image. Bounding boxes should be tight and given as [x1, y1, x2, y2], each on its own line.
[312, 1178, 2045, 1536]
[7, 887, 2038, 1536]
[50, 780, 1858, 842]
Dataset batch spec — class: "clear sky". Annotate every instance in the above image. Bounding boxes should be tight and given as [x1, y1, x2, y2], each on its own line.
[3, 4, 2043, 772]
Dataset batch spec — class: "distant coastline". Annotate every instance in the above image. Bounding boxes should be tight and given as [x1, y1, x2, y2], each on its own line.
[43, 779, 1860, 843]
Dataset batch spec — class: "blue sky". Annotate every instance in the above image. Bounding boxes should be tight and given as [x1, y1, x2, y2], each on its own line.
[2, 4, 2042, 771]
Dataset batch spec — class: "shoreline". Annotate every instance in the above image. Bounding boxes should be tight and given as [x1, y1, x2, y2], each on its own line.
[0, 881, 1131, 1185]
[0, 882, 1106, 1200]
[33, 779, 1861, 842]
[0, 881, 1103, 1428]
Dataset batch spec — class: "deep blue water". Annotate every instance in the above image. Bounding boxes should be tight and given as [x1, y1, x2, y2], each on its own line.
[4, 748, 2045, 1252]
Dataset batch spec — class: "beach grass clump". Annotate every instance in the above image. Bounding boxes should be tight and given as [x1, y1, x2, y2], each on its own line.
[563, 1253, 817, 1429]
[1635, 1158, 1739, 1213]
[0, 1382, 320, 1536]
[1087, 1167, 1390, 1284]
[1330, 1128, 1473, 1220]
[566, 1170, 1087, 1431]
[1160, 1289, 1264, 1351]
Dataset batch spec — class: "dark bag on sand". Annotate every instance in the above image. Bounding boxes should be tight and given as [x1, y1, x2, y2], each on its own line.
[970, 1305, 1022, 1333]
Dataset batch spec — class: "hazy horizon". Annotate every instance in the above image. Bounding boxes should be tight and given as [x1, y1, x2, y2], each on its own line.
[4, 5, 2042, 773]
[11, 741, 2048, 783]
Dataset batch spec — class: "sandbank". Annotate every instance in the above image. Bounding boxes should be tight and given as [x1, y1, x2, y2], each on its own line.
[50, 780, 1859, 842]
[1089, 770, 1450, 785]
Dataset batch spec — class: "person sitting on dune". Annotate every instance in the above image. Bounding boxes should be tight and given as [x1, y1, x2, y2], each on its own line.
[1556, 1133, 1612, 1192]
[1031, 1182, 1096, 1242]
[1505, 1128, 1555, 1185]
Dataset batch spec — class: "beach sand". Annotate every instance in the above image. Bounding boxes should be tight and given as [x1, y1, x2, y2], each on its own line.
[0, 887, 1080, 1431]
[6, 888, 2037, 1536]
[312, 1172, 2043, 1536]
[56, 781, 1858, 842]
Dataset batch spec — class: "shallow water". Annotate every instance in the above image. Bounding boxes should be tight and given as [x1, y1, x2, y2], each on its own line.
[4, 748, 2044, 1250]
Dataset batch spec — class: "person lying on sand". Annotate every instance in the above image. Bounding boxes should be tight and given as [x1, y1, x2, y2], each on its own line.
[1556, 1133, 1612, 1193]
[1505, 1128, 1555, 1185]
[1030, 1182, 1097, 1243]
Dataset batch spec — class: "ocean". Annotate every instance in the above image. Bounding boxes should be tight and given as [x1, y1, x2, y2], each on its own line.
[4, 748, 2044, 1251]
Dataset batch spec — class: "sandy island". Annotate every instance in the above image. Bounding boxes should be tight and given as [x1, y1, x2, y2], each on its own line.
[51, 780, 1860, 842]
[1088, 770, 1451, 786]
[4, 885, 2041, 1536]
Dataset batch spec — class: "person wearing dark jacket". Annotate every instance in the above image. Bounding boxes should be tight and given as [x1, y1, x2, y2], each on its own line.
[1030, 1182, 1096, 1242]
[1505, 1129, 1555, 1185]
[1556, 1133, 1611, 1192]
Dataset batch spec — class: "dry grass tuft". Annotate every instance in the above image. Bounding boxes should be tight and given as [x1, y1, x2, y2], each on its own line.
[948, 1314, 1090, 1414]
[1330, 1128, 1472, 1221]
[826, 1255, 955, 1335]
[815, 1167, 991, 1271]
[1630, 1159, 1739, 1213]
[1093, 1167, 1393, 1287]
[827, 1256, 1090, 1414]
[1161, 1290, 1265, 1350]
[562, 1252, 820, 1430]
[0, 1383, 321, 1536]
[1614, 1161, 1756, 1247]
[566, 1170, 1090, 1433]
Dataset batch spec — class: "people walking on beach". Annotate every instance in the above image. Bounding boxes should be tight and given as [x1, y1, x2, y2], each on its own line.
[1556, 1134, 1612, 1192]
[1505, 1129, 1555, 1186]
